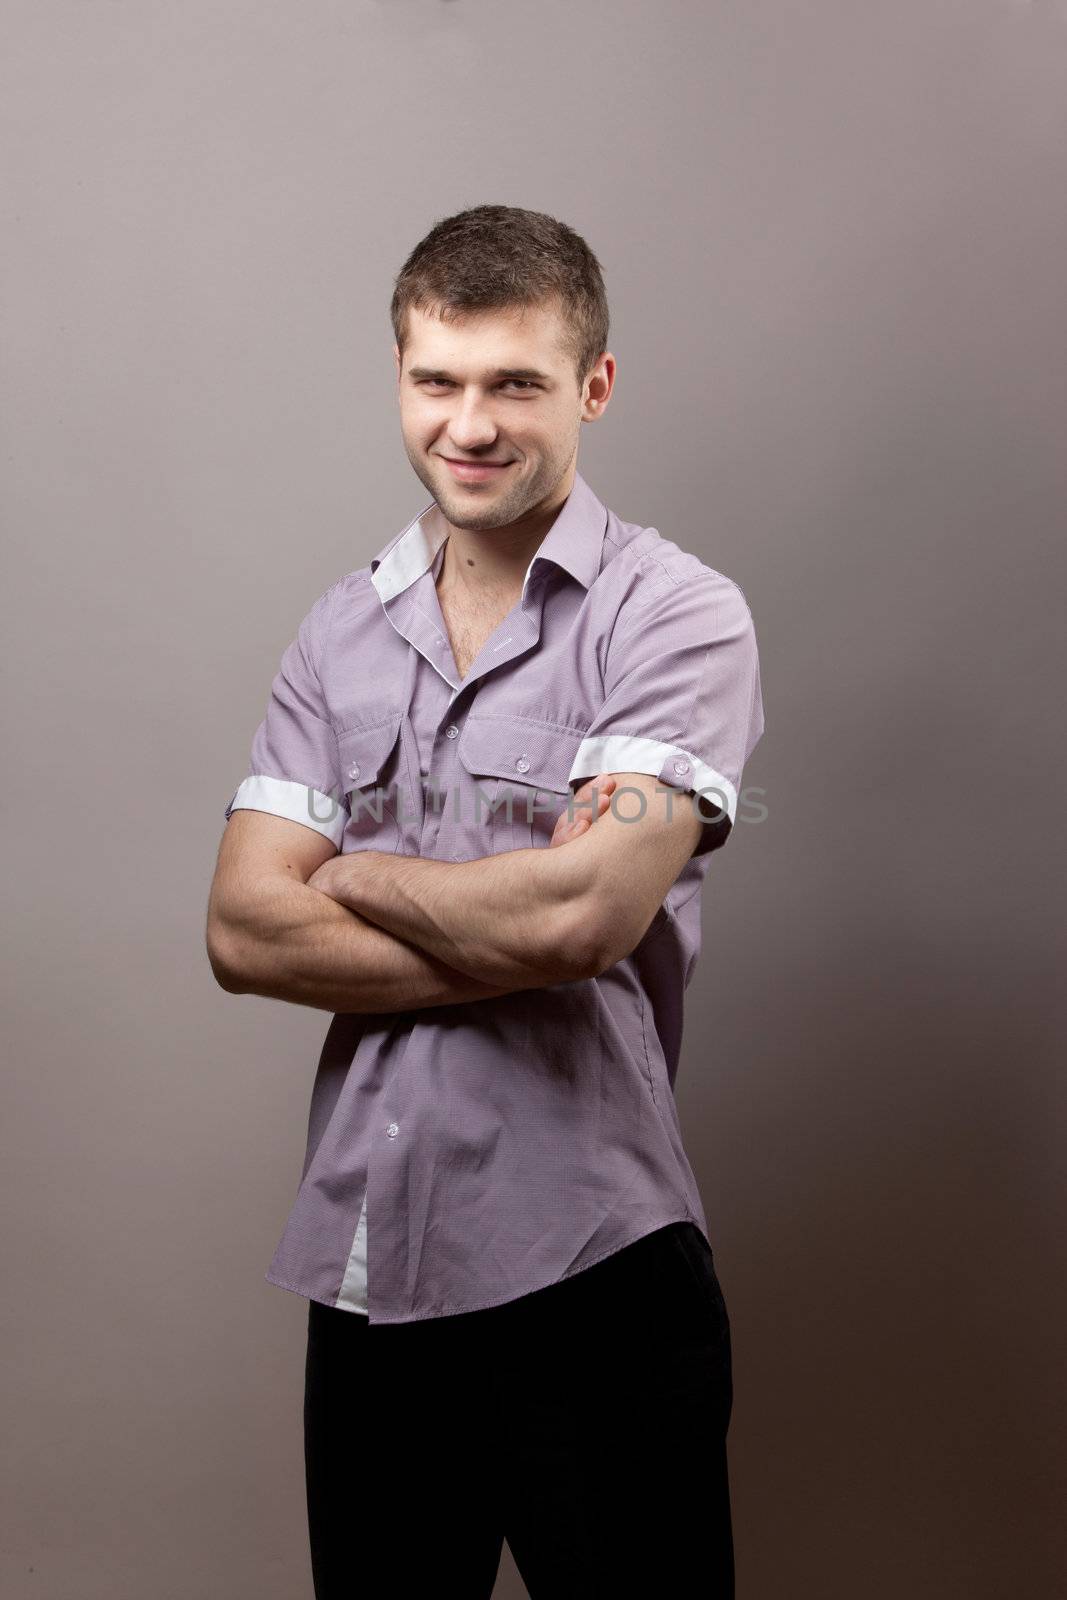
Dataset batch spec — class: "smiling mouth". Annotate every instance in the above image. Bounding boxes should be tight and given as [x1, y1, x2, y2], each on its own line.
[441, 457, 516, 480]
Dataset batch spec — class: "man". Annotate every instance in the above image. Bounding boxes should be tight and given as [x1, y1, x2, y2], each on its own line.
[207, 204, 764, 1598]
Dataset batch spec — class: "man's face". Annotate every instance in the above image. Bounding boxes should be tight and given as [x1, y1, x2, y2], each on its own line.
[395, 300, 605, 532]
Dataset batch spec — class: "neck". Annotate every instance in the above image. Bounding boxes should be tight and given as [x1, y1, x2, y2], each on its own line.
[435, 482, 570, 601]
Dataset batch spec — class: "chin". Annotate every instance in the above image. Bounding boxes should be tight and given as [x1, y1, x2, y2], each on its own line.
[442, 500, 512, 532]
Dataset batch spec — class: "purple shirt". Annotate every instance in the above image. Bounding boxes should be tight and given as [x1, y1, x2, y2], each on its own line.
[224, 470, 765, 1323]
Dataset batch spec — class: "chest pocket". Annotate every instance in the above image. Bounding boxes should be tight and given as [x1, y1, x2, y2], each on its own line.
[336, 711, 406, 854]
[456, 715, 588, 852]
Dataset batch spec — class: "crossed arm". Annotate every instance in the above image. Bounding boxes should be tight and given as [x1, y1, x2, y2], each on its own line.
[207, 772, 703, 1013]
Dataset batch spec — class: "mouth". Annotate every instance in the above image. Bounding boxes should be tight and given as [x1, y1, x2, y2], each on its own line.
[439, 457, 516, 484]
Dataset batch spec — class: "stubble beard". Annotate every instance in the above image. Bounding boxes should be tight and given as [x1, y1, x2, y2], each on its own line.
[404, 423, 579, 533]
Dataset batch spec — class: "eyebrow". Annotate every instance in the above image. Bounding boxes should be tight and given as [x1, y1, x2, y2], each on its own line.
[406, 366, 553, 383]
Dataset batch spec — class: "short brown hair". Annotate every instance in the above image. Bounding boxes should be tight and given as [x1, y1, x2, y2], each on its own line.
[391, 204, 610, 392]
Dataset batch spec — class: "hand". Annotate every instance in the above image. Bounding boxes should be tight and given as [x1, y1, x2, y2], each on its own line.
[306, 851, 372, 902]
[549, 773, 617, 848]
[305, 774, 616, 901]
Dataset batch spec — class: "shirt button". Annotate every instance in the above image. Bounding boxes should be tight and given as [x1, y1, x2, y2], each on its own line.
[515, 754, 530, 774]
[385, 1122, 399, 1138]
[347, 763, 361, 782]
[444, 724, 459, 739]
[673, 758, 690, 775]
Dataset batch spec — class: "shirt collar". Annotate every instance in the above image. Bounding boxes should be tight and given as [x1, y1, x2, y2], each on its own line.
[370, 468, 608, 604]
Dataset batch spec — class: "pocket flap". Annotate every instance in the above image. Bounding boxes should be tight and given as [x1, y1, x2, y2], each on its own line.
[457, 715, 587, 795]
[336, 713, 403, 795]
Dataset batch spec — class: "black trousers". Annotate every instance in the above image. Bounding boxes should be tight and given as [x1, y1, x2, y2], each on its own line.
[304, 1219, 734, 1598]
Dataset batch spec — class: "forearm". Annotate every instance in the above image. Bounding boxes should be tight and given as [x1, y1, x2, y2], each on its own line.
[208, 874, 527, 1013]
[327, 845, 600, 987]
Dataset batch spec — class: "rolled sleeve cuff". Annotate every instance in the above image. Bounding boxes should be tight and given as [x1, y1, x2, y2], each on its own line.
[225, 775, 347, 848]
[567, 733, 738, 825]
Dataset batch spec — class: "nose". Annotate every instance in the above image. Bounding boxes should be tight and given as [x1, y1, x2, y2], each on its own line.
[445, 391, 500, 453]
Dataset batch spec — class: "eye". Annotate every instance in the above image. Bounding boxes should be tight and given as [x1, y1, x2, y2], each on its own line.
[416, 378, 540, 393]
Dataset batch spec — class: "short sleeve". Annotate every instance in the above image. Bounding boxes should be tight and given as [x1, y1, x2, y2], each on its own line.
[224, 583, 347, 848]
[567, 571, 764, 856]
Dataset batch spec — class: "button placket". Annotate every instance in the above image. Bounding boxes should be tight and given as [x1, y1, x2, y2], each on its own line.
[426, 710, 466, 861]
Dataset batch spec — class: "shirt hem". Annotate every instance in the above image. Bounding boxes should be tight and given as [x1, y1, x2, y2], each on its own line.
[264, 1208, 708, 1324]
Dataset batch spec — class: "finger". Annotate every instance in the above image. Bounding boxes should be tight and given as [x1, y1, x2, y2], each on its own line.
[574, 772, 617, 798]
[572, 776, 616, 813]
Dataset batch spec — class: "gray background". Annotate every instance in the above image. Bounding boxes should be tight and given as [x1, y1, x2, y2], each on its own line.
[3, 2, 1065, 1595]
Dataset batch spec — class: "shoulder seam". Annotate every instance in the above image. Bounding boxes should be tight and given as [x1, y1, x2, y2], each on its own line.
[312, 577, 344, 679]
[611, 527, 735, 593]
